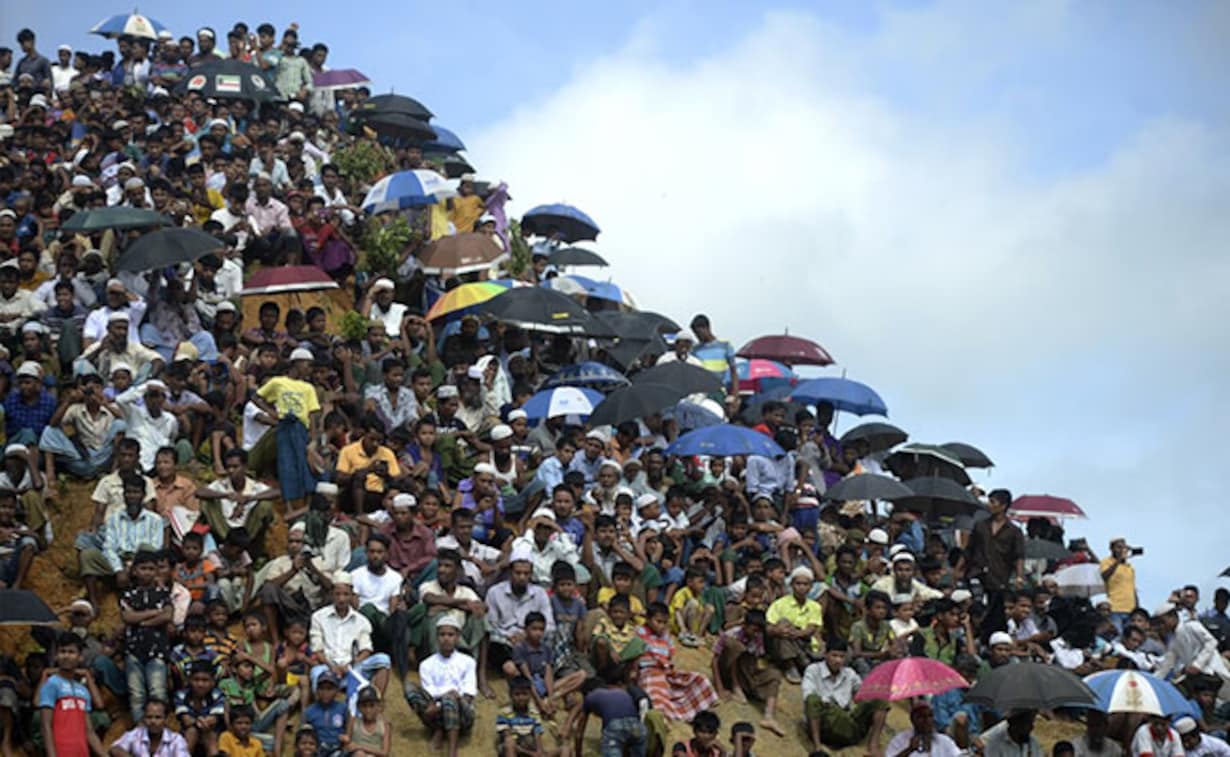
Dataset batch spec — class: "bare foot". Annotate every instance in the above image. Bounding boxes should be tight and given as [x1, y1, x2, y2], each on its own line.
[759, 718, 785, 737]
[731, 688, 748, 704]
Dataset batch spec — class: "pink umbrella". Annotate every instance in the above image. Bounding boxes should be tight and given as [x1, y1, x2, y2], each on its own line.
[736, 334, 835, 366]
[1010, 495, 1087, 521]
[855, 657, 968, 701]
[240, 265, 339, 296]
[312, 68, 371, 91]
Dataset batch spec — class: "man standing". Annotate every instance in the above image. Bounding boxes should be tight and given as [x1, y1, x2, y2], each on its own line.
[965, 489, 1025, 638]
[14, 30, 51, 91]
[1099, 537, 1138, 632]
[689, 314, 738, 392]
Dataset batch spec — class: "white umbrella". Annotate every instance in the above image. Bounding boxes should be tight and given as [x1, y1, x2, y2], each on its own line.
[1053, 563, 1105, 598]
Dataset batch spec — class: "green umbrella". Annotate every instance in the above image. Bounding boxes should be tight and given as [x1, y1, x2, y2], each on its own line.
[61, 207, 170, 233]
[115, 228, 224, 272]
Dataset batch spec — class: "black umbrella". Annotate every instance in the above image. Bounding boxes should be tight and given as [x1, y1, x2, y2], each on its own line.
[116, 228, 225, 272]
[1026, 538, 1072, 561]
[352, 110, 437, 141]
[477, 287, 607, 335]
[439, 153, 476, 179]
[966, 662, 1097, 711]
[179, 59, 279, 101]
[549, 247, 609, 268]
[61, 207, 170, 233]
[632, 362, 724, 398]
[589, 382, 679, 427]
[898, 476, 982, 518]
[592, 310, 681, 337]
[0, 589, 59, 625]
[942, 442, 994, 469]
[603, 336, 667, 371]
[824, 473, 915, 502]
[840, 422, 908, 452]
[354, 93, 434, 121]
[886, 444, 971, 486]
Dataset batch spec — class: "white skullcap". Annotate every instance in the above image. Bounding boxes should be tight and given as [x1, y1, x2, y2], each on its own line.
[531, 507, 556, 522]
[371, 278, 395, 292]
[891, 551, 916, 564]
[14, 362, 41, 379]
[290, 347, 315, 362]
[107, 310, 131, 323]
[867, 528, 889, 545]
[599, 460, 621, 473]
[315, 482, 339, 496]
[390, 493, 416, 510]
[1153, 602, 1177, 617]
[585, 429, 606, 442]
[289, 522, 307, 534]
[508, 409, 528, 422]
[490, 424, 513, 441]
[473, 462, 497, 476]
[951, 589, 973, 603]
[332, 571, 354, 586]
[143, 379, 168, 393]
[788, 565, 815, 583]
[435, 614, 462, 630]
[635, 493, 659, 511]
[124, 177, 145, 190]
[673, 328, 696, 343]
[1174, 718, 1198, 736]
[110, 362, 134, 376]
[466, 365, 484, 380]
[989, 631, 1014, 647]
[4, 444, 28, 458]
[509, 544, 533, 564]
[436, 385, 459, 399]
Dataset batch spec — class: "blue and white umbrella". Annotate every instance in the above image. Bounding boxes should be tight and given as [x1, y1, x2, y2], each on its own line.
[666, 424, 785, 458]
[790, 377, 888, 416]
[90, 12, 167, 40]
[522, 203, 601, 243]
[1083, 670, 1193, 717]
[542, 362, 630, 391]
[521, 386, 603, 420]
[543, 274, 636, 307]
[421, 125, 466, 154]
[361, 169, 454, 214]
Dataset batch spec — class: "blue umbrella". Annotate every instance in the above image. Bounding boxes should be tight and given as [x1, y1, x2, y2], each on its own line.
[790, 377, 888, 416]
[361, 169, 452, 213]
[1083, 670, 1194, 717]
[522, 203, 601, 243]
[667, 424, 785, 458]
[421, 125, 466, 154]
[542, 362, 630, 390]
[521, 387, 603, 420]
[90, 12, 167, 40]
[543, 274, 625, 304]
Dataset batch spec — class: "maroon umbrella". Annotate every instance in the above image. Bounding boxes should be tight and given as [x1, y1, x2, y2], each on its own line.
[240, 265, 339, 296]
[736, 334, 834, 366]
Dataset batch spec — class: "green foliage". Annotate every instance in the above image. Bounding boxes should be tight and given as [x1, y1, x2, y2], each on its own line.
[338, 310, 371, 344]
[506, 219, 531, 275]
[359, 215, 418, 278]
[332, 139, 396, 188]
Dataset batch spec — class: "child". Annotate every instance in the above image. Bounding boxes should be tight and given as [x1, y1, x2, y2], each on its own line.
[172, 614, 222, 689]
[669, 567, 716, 647]
[725, 573, 769, 630]
[592, 594, 642, 671]
[175, 660, 226, 756]
[730, 721, 757, 757]
[276, 616, 315, 708]
[637, 603, 719, 722]
[576, 664, 648, 757]
[220, 655, 297, 757]
[495, 676, 554, 757]
[849, 591, 895, 675]
[549, 562, 591, 680]
[236, 611, 278, 696]
[711, 610, 784, 737]
[120, 549, 173, 723]
[294, 726, 320, 757]
[672, 709, 726, 757]
[174, 531, 216, 606]
[220, 704, 265, 757]
[204, 598, 239, 669]
[301, 671, 348, 756]
[38, 633, 105, 757]
[342, 686, 390, 757]
[890, 598, 920, 647]
[597, 562, 646, 626]
[507, 611, 585, 719]
[215, 527, 254, 613]
[159, 550, 192, 627]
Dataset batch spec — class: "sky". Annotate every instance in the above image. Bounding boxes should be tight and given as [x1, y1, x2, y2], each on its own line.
[9, 1, 1230, 606]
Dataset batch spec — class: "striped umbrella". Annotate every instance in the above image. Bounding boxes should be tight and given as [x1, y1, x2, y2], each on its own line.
[361, 170, 453, 214]
[90, 12, 167, 40]
[522, 387, 603, 420]
[424, 280, 514, 321]
[1083, 670, 1192, 716]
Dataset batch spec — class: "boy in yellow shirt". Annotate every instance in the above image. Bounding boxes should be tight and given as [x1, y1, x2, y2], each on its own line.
[218, 705, 265, 757]
[669, 566, 717, 647]
[596, 561, 646, 626]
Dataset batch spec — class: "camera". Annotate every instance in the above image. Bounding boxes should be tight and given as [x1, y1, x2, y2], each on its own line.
[1129, 546, 1144, 557]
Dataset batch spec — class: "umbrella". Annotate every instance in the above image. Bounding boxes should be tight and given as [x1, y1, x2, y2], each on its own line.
[521, 387, 603, 420]
[361, 169, 453, 213]
[632, 362, 725, 399]
[855, 657, 968, 701]
[675, 397, 727, 431]
[966, 662, 1097, 711]
[90, 12, 167, 40]
[737, 334, 835, 366]
[886, 444, 971, 486]
[942, 442, 994, 469]
[1084, 670, 1191, 716]
[420, 125, 466, 154]
[353, 93, 434, 121]
[1222, 566, 1230, 578]
[898, 477, 982, 518]
[0, 590, 59, 625]
[477, 287, 602, 335]
[593, 310, 681, 337]
[542, 362, 630, 391]
[240, 265, 339, 296]
[549, 247, 609, 268]
[439, 154, 476, 179]
[1026, 539, 1073, 561]
[666, 424, 785, 458]
[354, 111, 437, 141]
[418, 233, 507, 275]
[736, 360, 797, 393]
[1053, 563, 1105, 598]
[840, 422, 908, 452]
[522, 203, 600, 243]
[312, 68, 370, 91]
[115, 228, 224, 272]
[1010, 495, 1087, 521]
[61, 207, 170, 233]
[588, 382, 680, 427]
[604, 336, 667, 371]
[180, 60, 278, 102]
[791, 378, 888, 416]
[825, 474, 915, 503]
[543, 274, 627, 305]
[424, 281, 516, 321]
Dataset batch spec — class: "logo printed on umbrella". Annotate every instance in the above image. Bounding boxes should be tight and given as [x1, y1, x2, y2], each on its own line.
[216, 75, 241, 93]
[250, 75, 266, 90]
[187, 74, 207, 91]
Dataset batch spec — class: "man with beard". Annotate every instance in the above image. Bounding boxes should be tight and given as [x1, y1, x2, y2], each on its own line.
[352, 533, 411, 670]
[79, 311, 163, 380]
[486, 550, 553, 686]
[378, 493, 437, 586]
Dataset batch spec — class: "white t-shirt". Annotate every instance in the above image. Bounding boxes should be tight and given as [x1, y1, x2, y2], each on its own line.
[886, 730, 962, 757]
[351, 566, 404, 616]
[1131, 725, 1185, 757]
[242, 401, 273, 450]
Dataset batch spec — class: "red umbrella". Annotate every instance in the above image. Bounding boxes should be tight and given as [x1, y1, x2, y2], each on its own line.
[855, 657, 968, 701]
[240, 265, 339, 296]
[1010, 495, 1087, 521]
[736, 334, 834, 366]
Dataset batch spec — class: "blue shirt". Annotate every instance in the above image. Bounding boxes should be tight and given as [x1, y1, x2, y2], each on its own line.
[568, 452, 609, 484]
[304, 700, 347, 748]
[692, 339, 735, 389]
[4, 389, 57, 438]
[931, 687, 986, 736]
[534, 456, 566, 493]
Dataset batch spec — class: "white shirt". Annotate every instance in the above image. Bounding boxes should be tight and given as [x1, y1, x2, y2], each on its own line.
[206, 476, 272, 529]
[1157, 619, 1230, 691]
[370, 300, 407, 339]
[801, 662, 861, 708]
[418, 650, 477, 700]
[315, 185, 355, 226]
[980, 720, 1045, 757]
[116, 387, 180, 471]
[210, 207, 250, 250]
[1186, 734, 1230, 757]
[310, 604, 374, 667]
[51, 63, 76, 92]
[886, 730, 962, 757]
[436, 535, 501, 587]
[510, 532, 581, 586]
[83, 301, 147, 345]
[241, 401, 273, 450]
[1130, 724, 1185, 757]
[351, 565, 404, 616]
[418, 579, 480, 630]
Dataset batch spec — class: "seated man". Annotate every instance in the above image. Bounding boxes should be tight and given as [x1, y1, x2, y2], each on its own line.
[419, 549, 488, 692]
[351, 533, 411, 664]
[39, 372, 122, 481]
[802, 640, 888, 754]
[4, 362, 56, 446]
[403, 616, 476, 757]
[766, 566, 825, 683]
[0, 486, 38, 589]
[511, 507, 586, 588]
[336, 415, 401, 515]
[869, 552, 943, 605]
[309, 572, 392, 698]
[76, 310, 163, 381]
[886, 701, 962, 757]
[434, 508, 501, 591]
[78, 472, 169, 609]
[115, 379, 186, 472]
[379, 493, 438, 587]
[486, 550, 554, 681]
[0, 444, 49, 548]
[252, 524, 335, 640]
[196, 448, 277, 554]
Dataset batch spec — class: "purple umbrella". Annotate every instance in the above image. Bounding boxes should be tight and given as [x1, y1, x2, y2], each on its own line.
[312, 68, 370, 91]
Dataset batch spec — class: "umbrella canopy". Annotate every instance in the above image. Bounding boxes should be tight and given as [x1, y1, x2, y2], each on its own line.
[737, 359, 797, 384]
[90, 12, 167, 40]
[522, 203, 600, 243]
[418, 233, 507, 275]
[632, 362, 725, 399]
[477, 287, 602, 335]
[886, 444, 971, 486]
[0, 589, 59, 625]
[898, 477, 982, 518]
[420, 125, 466, 153]
[791, 378, 888, 416]
[1011, 495, 1087, 520]
[116, 228, 224, 272]
[593, 310, 681, 338]
[941, 442, 994, 469]
[840, 422, 908, 452]
[825, 473, 915, 503]
[521, 387, 603, 420]
[1053, 563, 1106, 598]
[544, 274, 627, 305]
[439, 154, 476, 179]
[240, 265, 339, 296]
[549, 247, 608, 268]
[312, 68, 371, 91]
[542, 362, 630, 391]
[856, 657, 968, 701]
[180, 60, 278, 102]
[1026, 538, 1073, 561]
[589, 383, 679, 427]
[966, 662, 1097, 711]
[604, 336, 667, 371]
[362, 169, 452, 213]
[666, 424, 785, 458]
[424, 281, 515, 321]
[675, 397, 727, 431]
[1084, 670, 1191, 716]
[737, 334, 835, 366]
[354, 93, 434, 121]
[354, 111, 436, 141]
[61, 207, 170, 233]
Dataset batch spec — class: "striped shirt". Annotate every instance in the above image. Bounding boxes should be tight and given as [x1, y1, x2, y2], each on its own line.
[691, 339, 735, 387]
[102, 508, 166, 572]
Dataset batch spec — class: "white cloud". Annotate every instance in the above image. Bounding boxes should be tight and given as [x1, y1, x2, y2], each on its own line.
[471, 6, 1230, 602]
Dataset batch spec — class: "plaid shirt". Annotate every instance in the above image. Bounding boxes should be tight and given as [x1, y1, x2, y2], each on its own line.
[3, 389, 57, 438]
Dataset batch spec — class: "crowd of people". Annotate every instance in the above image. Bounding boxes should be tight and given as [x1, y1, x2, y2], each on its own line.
[1, 15, 1229, 757]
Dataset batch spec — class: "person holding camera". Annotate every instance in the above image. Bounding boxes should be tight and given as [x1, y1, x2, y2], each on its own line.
[1099, 537, 1139, 633]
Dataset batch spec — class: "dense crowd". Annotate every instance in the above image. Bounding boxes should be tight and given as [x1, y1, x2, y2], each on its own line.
[1, 16, 1229, 757]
